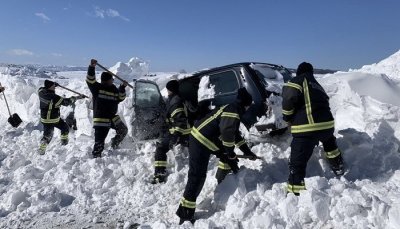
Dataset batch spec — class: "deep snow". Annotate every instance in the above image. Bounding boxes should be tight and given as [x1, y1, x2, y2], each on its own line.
[1, 52, 400, 229]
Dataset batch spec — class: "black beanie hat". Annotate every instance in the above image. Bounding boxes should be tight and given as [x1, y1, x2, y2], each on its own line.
[166, 80, 179, 94]
[101, 72, 113, 82]
[44, 80, 56, 89]
[237, 87, 253, 107]
[296, 62, 314, 76]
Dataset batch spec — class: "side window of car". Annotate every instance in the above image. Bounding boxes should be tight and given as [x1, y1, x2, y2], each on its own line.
[208, 70, 239, 95]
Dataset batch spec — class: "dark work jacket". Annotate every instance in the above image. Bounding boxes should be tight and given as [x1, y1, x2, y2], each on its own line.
[86, 66, 126, 126]
[165, 94, 190, 136]
[282, 72, 334, 136]
[38, 87, 75, 124]
[191, 101, 251, 156]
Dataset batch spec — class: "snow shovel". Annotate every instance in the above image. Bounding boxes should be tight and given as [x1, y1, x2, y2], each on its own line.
[1, 84, 22, 127]
[56, 84, 89, 98]
[236, 154, 264, 160]
[96, 62, 134, 89]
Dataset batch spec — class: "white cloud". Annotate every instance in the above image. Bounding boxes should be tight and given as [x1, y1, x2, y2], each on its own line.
[8, 49, 34, 56]
[35, 13, 50, 22]
[94, 6, 130, 21]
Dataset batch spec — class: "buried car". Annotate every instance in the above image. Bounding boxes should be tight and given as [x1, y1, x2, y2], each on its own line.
[131, 62, 292, 141]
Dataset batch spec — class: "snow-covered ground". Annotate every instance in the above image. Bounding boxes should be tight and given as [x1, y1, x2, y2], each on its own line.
[1, 51, 400, 228]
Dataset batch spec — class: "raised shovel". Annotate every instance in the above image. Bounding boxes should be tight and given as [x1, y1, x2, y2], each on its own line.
[1, 83, 22, 127]
[96, 62, 134, 89]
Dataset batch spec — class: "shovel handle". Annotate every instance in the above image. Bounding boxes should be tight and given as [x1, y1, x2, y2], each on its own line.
[236, 155, 264, 160]
[56, 85, 89, 98]
[96, 62, 134, 89]
[0, 83, 12, 116]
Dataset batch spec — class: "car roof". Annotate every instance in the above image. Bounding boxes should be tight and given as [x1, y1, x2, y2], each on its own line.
[184, 62, 287, 79]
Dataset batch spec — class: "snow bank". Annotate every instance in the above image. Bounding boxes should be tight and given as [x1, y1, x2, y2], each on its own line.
[1, 54, 400, 228]
[351, 49, 400, 83]
[109, 57, 149, 82]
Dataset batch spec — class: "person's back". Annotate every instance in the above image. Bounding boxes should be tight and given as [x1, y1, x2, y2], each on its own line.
[282, 62, 344, 196]
[283, 70, 334, 136]
[85, 59, 128, 158]
[86, 71, 125, 120]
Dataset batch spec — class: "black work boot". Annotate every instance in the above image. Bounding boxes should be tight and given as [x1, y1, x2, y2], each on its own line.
[151, 173, 167, 184]
[176, 205, 195, 225]
[61, 139, 68, 146]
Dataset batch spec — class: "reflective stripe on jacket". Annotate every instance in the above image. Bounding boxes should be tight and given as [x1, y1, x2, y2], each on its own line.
[38, 87, 74, 124]
[282, 72, 334, 136]
[86, 66, 126, 122]
[190, 102, 246, 155]
[166, 94, 191, 135]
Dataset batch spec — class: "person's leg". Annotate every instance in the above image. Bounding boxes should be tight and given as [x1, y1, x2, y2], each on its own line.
[320, 133, 344, 175]
[176, 137, 210, 223]
[92, 127, 110, 158]
[110, 116, 128, 149]
[287, 136, 317, 195]
[152, 136, 170, 183]
[39, 123, 54, 154]
[55, 119, 70, 145]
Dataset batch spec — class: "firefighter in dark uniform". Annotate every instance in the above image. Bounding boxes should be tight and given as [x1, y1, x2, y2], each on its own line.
[151, 80, 191, 184]
[38, 80, 84, 154]
[176, 88, 258, 224]
[282, 62, 344, 196]
[86, 59, 128, 158]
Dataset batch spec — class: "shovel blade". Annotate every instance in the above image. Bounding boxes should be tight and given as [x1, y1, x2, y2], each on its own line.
[8, 113, 22, 127]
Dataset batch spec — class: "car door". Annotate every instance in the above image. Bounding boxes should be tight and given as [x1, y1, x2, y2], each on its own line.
[131, 80, 166, 141]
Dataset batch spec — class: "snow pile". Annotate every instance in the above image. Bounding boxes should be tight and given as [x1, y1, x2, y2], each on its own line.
[1, 53, 400, 228]
[351, 49, 400, 83]
[109, 57, 150, 82]
[197, 75, 215, 102]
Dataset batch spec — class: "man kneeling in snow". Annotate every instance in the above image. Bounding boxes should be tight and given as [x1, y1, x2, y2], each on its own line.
[38, 80, 84, 154]
[176, 88, 258, 224]
[282, 62, 345, 196]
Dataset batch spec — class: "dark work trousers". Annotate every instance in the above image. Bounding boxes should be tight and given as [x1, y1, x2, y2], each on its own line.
[176, 136, 211, 220]
[288, 129, 340, 187]
[41, 119, 69, 146]
[92, 121, 128, 157]
[154, 134, 172, 175]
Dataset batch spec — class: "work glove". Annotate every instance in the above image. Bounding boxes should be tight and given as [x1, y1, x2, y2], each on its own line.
[90, 59, 97, 67]
[70, 96, 78, 104]
[169, 134, 180, 150]
[54, 82, 60, 87]
[120, 82, 128, 88]
[224, 151, 239, 174]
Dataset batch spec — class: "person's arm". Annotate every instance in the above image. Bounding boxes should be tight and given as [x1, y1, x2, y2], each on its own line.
[86, 59, 99, 94]
[282, 80, 302, 123]
[235, 132, 257, 160]
[169, 99, 190, 137]
[219, 108, 240, 159]
[117, 82, 127, 102]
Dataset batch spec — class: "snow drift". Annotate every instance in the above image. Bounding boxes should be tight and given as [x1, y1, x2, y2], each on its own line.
[1, 53, 400, 228]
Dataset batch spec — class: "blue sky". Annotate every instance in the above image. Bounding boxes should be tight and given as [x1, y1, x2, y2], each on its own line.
[0, 0, 399, 72]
